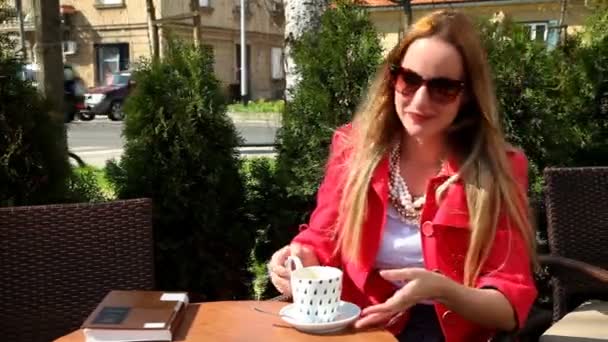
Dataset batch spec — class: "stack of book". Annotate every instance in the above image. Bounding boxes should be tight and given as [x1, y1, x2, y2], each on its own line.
[81, 290, 189, 342]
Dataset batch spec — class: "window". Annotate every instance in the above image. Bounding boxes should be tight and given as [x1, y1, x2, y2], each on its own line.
[523, 20, 560, 48]
[97, 0, 123, 4]
[94, 0, 125, 8]
[95, 43, 129, 85]
[524, 22, 548, 41]
[271, 47, 284, 80]
[199, 0, 210, 7]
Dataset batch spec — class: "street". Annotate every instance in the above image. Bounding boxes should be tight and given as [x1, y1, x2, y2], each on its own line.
[67, 115, 280, 168]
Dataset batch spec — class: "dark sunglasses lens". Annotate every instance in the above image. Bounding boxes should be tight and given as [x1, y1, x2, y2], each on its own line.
[427, 78, 463, 102]
[395, 70, 423, 94]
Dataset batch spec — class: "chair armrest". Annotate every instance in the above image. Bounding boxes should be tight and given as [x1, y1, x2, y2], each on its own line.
[491, 306, 553, 342]
[539, 254, 608, 283]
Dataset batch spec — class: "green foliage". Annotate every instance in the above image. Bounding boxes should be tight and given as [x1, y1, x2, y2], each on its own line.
[244, 2, 383, 298]
[567, 11, 608, 165]
[0, 34, 71, 207]
[240, 157, 291, 299]
[106, 41, 253, 301]
[479, 14, 608, 198]
[276, 1, 383, 199]
[479, 13, 608, 309]
[228, 99, 285, 113]
[479, 21, 576, 194]
[65, 166, 110, 203]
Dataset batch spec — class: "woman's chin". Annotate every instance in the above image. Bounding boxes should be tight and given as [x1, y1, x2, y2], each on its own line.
[402, 125, 431, 139]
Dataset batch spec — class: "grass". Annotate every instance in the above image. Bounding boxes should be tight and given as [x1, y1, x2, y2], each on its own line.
[92, 167, 115, 198]
[72, 165, 116, 200]
[228, 99, 285, 113]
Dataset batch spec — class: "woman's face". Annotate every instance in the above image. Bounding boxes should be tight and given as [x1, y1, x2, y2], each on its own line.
[393, 36, 466, 141]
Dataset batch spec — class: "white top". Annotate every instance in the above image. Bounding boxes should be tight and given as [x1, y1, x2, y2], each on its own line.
[375, 206, 424, 274]
[374, 206, 433, 304]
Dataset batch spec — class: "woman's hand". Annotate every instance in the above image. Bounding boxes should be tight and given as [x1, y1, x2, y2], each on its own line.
[354, 268, 450, 329]
[267, 243, 320, 296]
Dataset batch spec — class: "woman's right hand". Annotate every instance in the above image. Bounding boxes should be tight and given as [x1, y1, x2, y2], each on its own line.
[268, 243, 320, 296]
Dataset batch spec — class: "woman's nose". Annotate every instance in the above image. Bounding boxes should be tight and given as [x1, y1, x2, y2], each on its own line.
[408, 84, 433, 107]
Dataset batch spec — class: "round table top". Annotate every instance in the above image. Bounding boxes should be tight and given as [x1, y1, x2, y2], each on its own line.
[54, 300, 398, 342]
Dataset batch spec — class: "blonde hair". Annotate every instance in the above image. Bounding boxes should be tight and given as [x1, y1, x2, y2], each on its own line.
[336, 10, 537, 287]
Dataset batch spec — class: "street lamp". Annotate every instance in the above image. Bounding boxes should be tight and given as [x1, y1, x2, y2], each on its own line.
[240, 0, 248, 105]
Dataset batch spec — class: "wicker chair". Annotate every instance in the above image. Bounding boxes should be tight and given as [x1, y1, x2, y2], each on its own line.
[0, 198, 155, 342]
[536, 167, 608, 341]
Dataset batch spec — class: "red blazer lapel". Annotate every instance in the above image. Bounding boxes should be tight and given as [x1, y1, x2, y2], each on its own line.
[347, 154, 390, 291]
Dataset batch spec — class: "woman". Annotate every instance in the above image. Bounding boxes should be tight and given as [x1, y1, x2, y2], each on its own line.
[268, 10, 537, 342]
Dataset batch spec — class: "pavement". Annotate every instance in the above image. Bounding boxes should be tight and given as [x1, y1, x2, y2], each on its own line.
[67, 113, 280, 168]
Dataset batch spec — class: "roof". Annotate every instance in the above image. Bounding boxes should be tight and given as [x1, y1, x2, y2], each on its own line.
[359, 0, 492, 6]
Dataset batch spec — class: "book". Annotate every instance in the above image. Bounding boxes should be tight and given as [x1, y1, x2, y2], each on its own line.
[81, 290, 189, 342]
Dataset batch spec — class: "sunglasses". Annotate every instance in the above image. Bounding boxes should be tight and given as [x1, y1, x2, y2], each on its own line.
[389, 64, 465, 104]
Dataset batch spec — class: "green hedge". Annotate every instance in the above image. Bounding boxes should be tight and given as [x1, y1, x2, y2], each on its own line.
[0, 34, 71, 207]
[244, 2, 384, 299]
[106, 41, 254, 301]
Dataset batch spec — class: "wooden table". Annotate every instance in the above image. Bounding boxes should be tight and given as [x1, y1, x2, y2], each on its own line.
[54, 300, 398, 342]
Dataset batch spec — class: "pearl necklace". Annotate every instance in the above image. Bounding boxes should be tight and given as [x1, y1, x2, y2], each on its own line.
[388, 144, 441, 225]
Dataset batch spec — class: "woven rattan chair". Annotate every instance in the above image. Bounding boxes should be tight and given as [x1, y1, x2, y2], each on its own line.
[536, 167, 608, 341]
[0, 198, 155, 342]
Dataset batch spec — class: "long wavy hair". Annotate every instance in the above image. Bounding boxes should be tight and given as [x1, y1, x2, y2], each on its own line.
[336, 10, 537, 287]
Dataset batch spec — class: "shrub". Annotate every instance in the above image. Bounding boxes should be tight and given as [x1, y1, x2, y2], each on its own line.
[480, 12, 608, 195]
[66, 166, 110, 203]
[0, 34, 71, 207]
[276, 1, 383, 200]
[106, 41, 254, 300]
[566, 10, 608, 166]
[247, 1, 383, 297]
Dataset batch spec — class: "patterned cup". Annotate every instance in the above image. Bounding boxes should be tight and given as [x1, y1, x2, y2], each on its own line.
[285, 255, 343, 324]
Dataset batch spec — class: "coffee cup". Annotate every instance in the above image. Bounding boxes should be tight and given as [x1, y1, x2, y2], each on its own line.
[285, 255, 343, 323]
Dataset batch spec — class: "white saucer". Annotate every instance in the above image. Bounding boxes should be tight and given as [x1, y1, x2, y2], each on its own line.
[279, 301, 361, 334]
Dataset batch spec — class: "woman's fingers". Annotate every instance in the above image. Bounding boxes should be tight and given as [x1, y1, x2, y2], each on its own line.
[270, 272, 292, 296]
[267, 243, 320, 295]
[290, 243, 320, 266]
[268, 245, 292, 294]
[354, 311, 394, 329]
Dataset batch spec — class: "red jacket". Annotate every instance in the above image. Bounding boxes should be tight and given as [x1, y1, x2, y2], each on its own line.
[292, 125, 537, 342]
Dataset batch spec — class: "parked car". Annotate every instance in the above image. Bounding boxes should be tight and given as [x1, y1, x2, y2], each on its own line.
[80, 71, 134, 121]
[19, 63, 86, 123]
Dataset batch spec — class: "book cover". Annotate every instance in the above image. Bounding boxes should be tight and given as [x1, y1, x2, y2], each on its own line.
[81, 290, 188, 342]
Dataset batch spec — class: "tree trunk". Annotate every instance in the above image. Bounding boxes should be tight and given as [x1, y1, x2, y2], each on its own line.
[190, 0, 201, 46]
[398, 0, 412, 27]
[558, 0, 567, 27]
[33, 0, 64, 123]
[145, 0, 159, 59]
[15, 0, 27, 59]
[283, 0, 328, 101]
[558, 0, 568, 43]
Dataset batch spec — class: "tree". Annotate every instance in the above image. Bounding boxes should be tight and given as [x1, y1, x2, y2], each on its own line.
[33, 0, 64, 123]
[0, 33, 71, 207]
[283, 0, 328, 100]
[248, 3, 383, 299]
[106, 41, 254, 301]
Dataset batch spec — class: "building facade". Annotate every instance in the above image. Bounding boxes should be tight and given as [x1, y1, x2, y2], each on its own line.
[1, 0, 285, 100]
[361, 0, 595, 54]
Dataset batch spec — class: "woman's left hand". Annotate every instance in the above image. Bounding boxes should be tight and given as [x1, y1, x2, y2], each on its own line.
[354, 267, 451, 329]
